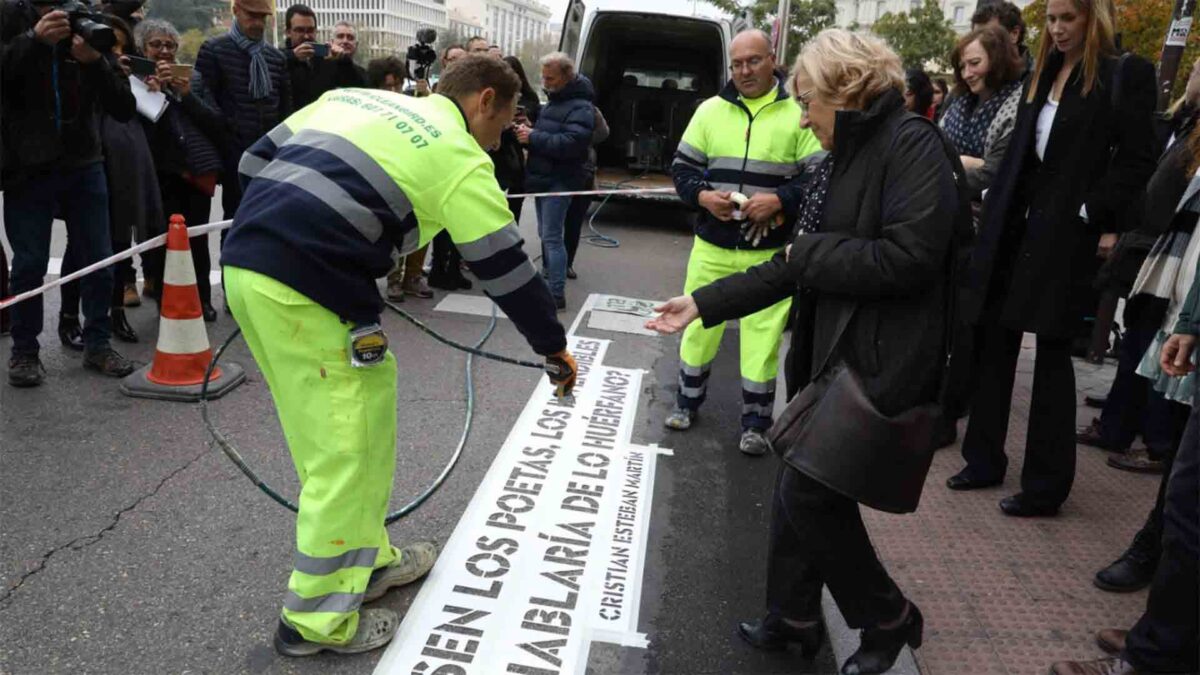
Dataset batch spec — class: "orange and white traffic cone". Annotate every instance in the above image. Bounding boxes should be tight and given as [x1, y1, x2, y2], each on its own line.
[121, 214, 245, 402]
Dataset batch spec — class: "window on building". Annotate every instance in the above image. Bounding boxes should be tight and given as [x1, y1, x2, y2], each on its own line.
[953, 4, 965, 22]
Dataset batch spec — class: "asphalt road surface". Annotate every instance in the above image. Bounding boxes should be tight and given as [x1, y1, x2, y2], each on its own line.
[1, 195, 837, 674]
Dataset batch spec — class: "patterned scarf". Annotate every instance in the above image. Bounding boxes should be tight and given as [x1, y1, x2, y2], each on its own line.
[941, 79, 1021, 159]
[229, 20, 272, 101]
[795, 154, 834, 235]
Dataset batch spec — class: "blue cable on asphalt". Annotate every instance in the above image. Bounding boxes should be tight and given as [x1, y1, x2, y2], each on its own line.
[200, 301, 543, 524]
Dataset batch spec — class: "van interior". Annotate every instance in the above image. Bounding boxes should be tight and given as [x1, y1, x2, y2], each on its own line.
[579, 12, 725, 188]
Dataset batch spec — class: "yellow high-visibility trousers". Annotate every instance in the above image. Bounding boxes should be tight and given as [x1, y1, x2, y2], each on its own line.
[677, 237, 791, 430]
[225, 266, 400, 645]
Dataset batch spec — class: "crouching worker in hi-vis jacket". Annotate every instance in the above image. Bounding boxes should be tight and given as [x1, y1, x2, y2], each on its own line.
[221, 55, 577, 657]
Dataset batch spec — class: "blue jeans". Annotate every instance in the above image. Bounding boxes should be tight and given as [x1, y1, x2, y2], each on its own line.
[5, 163, 114, 356]
[536, 194, 570, 298]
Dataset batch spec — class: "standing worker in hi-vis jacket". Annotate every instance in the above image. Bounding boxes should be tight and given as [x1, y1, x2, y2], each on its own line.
[668, 30, 823, 455]
[221, 56, 578, 657]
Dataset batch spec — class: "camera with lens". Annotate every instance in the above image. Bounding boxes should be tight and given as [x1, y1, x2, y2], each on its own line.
[406, 27, 437, 82]
[31, 0, 116, 52]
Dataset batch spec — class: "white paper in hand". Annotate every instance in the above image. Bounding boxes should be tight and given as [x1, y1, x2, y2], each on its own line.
[129, 76, 168, 122]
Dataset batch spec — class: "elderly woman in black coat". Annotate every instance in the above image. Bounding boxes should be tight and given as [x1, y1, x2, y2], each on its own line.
[648, 29, 959, 675]
[947, 0, 1157, 517]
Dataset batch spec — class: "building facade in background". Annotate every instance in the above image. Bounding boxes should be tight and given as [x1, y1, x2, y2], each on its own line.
[447, 6, 485, 40]
[446, 0, 551, 55]
[277, 0, 449, 61]
[835, 0, 1033, 34]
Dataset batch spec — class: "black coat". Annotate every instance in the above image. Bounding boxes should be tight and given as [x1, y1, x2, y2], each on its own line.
[525, 75, 595, 192]
[693, 89, 958, 417]
[960, 51, 1158, 337]
[284, 44, 365, 110]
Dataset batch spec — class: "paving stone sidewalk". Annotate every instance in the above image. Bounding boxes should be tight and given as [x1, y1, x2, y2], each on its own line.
[864, 337, 1163, 675]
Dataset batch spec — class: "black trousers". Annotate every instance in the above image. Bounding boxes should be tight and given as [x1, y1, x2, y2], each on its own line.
[960, 326, 1076, 505]
[154, 174, 214, 305]
[765, 464, 907, 628]
[61, 220, 131, 311]
[429, 230, 464, 283]
[564, 195, 591, 269]
[1124, 405, 1199, 673]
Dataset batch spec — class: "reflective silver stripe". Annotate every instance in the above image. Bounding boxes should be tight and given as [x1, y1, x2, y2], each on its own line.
[710, 182, 774, 197]
[679, 384, 706, 399]
[676, 140, 708, 164]
[672, 155, 705, 170]
[707, 157, 796, 177]
[742, 379, 775, 394]
[239, 152, 270, 179]
[479, 261, 537, 297]
[681, 362, 712, 377]
[457, 224, 522, 262]
[284, 129, 414, 224]
[257, 160, 384, 243]
[283, 590, 363, 614]
[742, 403, 774, 417]
[293, 547, 378, 576]
[267, 123, 293, 147]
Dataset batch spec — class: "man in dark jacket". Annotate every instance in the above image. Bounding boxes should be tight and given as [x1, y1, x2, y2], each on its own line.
[516, 52, 594, 310]
[282, 5, 363, 111]
[194, 0, 291, 224]
[1, 0, 139, 386]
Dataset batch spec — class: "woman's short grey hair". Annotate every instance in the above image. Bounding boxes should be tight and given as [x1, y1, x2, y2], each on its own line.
[790, 29, 904, 109]
[539, 51, 575, 78]
[134, 18, 180, 52]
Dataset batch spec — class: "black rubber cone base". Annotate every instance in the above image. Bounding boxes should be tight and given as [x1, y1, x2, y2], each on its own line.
[120, 362, 246, 402]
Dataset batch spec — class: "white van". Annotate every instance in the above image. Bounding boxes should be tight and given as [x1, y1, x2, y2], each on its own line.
[557, 0, 748, 203]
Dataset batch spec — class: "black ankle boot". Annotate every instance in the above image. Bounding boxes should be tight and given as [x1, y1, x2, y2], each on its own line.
[1094, 527, 1159, 592]
[58, 313, 84, 351]
[737, 615, 824, 656]
[841, 603, 923, 675]
[111, 308, 138, 343]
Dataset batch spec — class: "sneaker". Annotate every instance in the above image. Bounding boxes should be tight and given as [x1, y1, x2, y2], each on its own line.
[82, 347, 136, 378]
[402, 276, 434, 299]
[739, 428, 770, 456]
[1107, 448, 1166, 474]
[664, 406, 695, 431]
[273, 608, 398, 657]
[8, 354, 46, 387]
[386, 277, 405, 302]
[363, 541, 438, 603]
[123, 282, 142, 307]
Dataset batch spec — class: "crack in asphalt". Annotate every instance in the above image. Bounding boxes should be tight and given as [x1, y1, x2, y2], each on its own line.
[0, 447, 210, 610]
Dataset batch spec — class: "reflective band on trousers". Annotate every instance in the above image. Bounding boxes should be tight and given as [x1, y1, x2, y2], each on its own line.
[743, 403, 774, 417]
[680, 362, 712, 377]
[293, 547, 378, 576]
[256, 160, 385, 243]
[742, 379, 774, 394]
[283, 589, 364, 614]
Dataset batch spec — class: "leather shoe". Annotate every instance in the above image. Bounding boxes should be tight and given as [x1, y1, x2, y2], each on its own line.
[1107, 449, 1165, 474]
[737, 615, 824, 656]
[1094, 528, 1158, 593]
[110, 308, 138, 343]
[946, 469, 1002, 491]
[1096, 628, 1127, 655]
[58, 313, 84, 351]
[201, 302, 218, 323]
[999, 493, 1060, 518]
[841, 603, 923, 675]
[1048, 656, 1146, 674]
[1076, 420, 1112, 450]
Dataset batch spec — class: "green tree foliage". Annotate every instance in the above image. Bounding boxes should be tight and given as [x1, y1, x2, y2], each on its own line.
[144, 0, 225, 35]
[705, 0, 838, 63]
[871, 0, 957, 71]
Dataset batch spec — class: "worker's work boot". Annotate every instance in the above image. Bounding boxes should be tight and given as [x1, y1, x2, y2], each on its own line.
[273, 608, 398, 657]
[664, 406, 695, 431]
[739, 429, 770, 456]
[363, 541, 438, 602]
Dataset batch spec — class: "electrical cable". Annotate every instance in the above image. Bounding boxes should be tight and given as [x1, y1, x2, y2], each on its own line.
[200, 301, 542, 524]
[582, 170, 652, 250]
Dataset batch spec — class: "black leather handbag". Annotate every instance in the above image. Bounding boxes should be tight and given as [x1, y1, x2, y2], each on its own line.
[766, 363, 939, 514]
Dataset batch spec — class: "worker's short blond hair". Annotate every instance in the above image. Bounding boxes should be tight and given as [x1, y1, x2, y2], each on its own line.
[790, 29, 904, 110]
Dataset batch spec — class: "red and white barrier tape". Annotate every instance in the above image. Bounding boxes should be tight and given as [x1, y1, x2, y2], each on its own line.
[0, 186, 676, 312]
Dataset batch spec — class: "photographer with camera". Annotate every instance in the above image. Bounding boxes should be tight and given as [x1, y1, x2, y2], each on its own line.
[1, 0, 138, 387]
[283, 5, 363, 111]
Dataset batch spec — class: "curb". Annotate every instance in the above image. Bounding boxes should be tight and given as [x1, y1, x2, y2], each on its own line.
[821, 588, 921, 675]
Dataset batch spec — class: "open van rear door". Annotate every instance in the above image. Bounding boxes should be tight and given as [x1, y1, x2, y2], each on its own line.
[559, 0, 586, 61]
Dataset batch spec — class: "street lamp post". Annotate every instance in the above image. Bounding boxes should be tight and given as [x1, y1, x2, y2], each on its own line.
[1159, 0, 1197, 110]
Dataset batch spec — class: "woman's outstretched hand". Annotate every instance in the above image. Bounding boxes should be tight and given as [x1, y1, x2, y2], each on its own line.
[645, 295, 700, 335]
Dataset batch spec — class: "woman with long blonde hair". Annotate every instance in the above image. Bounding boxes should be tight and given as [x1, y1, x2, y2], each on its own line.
[949, 0, 1158, 517]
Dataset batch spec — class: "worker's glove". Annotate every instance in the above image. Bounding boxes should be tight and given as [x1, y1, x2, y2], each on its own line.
[544, 349, 577, 399]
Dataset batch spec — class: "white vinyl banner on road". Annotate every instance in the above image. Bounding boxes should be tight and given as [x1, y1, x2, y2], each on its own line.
[375, 334, 665, 675]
